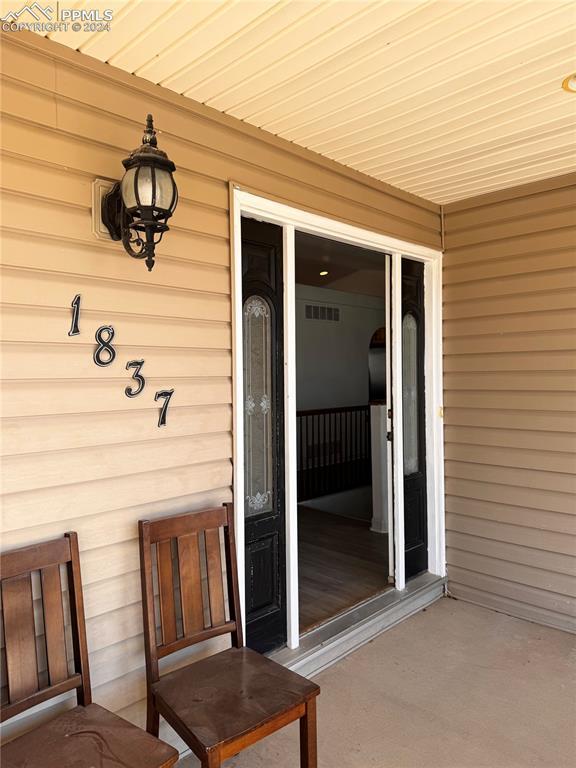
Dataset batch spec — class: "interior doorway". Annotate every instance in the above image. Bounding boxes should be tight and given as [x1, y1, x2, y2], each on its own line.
[294, 232, 393, 633]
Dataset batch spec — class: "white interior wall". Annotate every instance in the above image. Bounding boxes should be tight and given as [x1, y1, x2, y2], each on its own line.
[295, 284, 385, 411]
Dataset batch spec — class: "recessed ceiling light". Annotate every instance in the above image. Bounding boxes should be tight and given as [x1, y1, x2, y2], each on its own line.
[319, 270, 329, 276]
[561, 74, 576, 93]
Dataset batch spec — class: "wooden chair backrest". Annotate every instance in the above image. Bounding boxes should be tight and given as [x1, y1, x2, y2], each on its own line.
[0, 532, 91, 722]
[138, 503, 243, 684]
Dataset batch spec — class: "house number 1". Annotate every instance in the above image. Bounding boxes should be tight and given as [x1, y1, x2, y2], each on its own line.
[68, 294, 81, 336]
[67, 295, 175, 427]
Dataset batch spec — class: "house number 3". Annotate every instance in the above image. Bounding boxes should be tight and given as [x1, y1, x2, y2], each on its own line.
[68, 295, 174, 427]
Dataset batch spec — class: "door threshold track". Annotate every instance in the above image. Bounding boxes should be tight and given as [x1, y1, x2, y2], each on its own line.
[270, 572, 445, 678]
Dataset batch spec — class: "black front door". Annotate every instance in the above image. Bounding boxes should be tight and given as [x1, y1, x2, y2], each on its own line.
[402, 258, 428, 578]
[241, 217, 286, 653]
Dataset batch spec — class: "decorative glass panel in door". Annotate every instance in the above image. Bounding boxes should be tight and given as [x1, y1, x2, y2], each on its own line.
[402, 312, 419, 476]
[243, 295, 274, 517]
[241, 217, 286, 654]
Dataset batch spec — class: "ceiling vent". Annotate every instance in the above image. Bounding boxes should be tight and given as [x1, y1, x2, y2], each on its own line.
[305, 304, 340, 322]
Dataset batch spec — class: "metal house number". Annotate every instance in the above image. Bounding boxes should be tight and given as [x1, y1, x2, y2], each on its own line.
[67, 294, 174, 427]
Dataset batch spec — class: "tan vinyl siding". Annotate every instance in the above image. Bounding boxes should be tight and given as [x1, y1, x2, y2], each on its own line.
[0, 31, 439, 747]
[443, 173, 576, 633]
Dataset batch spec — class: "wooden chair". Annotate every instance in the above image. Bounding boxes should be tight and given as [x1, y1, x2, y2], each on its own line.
[139, 503, 320, 767]
[0, 532, 178, 768]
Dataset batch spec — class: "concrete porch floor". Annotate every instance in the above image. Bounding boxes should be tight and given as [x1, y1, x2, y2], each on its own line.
[179, 598, 575, 767]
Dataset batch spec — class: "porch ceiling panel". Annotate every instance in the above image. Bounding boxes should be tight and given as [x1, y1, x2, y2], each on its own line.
[27, 0, 576, 203]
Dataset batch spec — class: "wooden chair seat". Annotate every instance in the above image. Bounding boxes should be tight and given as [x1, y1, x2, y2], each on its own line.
[2, 703, 178, 768]
[153, 646, 319, 753]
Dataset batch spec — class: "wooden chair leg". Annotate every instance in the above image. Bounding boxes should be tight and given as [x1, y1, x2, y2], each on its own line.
[300, 698, 317, 768]
[146, 695, 160, 737]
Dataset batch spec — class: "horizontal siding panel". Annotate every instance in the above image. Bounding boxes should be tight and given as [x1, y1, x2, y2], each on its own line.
[446, 186, 576, 232]
[0, 487, 232, 553]
[171, 199, 229, 241]
[445, 443, 576, 474]
[444, 498, 576, 537]
[0, 304, 230, 350]
[448, 583, 576, 633]
[444, 371, 576, 392]
[89, 635, 144, 690]
[443, 267, 576, 303]
[444, 309, 576, 338]
[81, 541, 141, 587]
[445, 461, 576, 495]
[0, 72, 57, 125]
[86, 603, 144, 657]
[443, 251, 576, 286]
[442, 288, 576, 320]
[446, 478, 574, 516]
[1, 405, 232, 456]
[83, 571, 141, 620]
[444, 426, 576, 453]
[445, 208, 575, 249]
[3, 432, 232, 494]
[444, 390, 576, 411]
[0, 151, 91, 205]
[0, 378, 231, 418]
[447, 549, 576, 598]
[444, 330, 576, 356]
[443, 228, 575, 268]
[0, 268, 231, 322]
[0, 343, 231, 380]
[447, 567, 576, 622]
[446, 513, 576, 557]
[447, 531, 576, 577]
[444, 350, 576, 372]
[444, 409, 576, 433]
[2, 459, 232, 532]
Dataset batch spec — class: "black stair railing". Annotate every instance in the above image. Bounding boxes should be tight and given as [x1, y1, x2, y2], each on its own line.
[296, 405, 371, 502]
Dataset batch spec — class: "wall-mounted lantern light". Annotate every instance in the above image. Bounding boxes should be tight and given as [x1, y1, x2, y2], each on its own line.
[102, 114, 178, 271]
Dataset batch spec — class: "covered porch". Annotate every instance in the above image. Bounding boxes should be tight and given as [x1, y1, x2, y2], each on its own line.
[0, 2, 574, 766]
[181, 598, 575, 767]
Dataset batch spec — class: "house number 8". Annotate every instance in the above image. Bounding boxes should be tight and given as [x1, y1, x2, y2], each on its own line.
[93, 325, 116, 367]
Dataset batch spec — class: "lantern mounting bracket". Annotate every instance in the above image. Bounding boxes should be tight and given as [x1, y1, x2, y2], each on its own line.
[101, 181, 123, 242]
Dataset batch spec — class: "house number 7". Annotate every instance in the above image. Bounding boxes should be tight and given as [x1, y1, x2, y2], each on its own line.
[155, 389, 174, 428]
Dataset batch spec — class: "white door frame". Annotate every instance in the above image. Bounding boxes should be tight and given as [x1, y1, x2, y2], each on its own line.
[231, 186, 445, 650]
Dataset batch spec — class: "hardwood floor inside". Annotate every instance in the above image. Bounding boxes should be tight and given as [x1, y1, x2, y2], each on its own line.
[298, 506, 391, 633]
